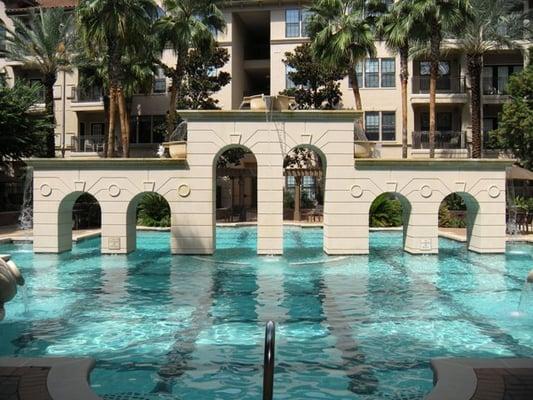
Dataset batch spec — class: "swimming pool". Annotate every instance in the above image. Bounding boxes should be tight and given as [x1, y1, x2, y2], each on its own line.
[1, 228, 532, 399]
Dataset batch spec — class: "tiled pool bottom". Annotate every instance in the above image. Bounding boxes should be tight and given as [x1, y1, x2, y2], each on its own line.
[0, 228, 532, 400]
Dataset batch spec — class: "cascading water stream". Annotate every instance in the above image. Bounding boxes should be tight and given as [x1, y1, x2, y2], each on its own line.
[18, 166, 34, 240]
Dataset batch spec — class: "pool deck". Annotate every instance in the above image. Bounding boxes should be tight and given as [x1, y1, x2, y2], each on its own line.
[428, 358, 533, 400]
[0, 357, 100, 400]
[1, 224, 532, 245]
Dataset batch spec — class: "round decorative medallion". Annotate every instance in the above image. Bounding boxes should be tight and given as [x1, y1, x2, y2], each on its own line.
[178, 184, 191, 198]
[108, 184, 121, 197]
[488, 185, 500, 198]
[40, 184, 52, 197]
[420, 185, 432, 198]
[350, 184, 363, 198]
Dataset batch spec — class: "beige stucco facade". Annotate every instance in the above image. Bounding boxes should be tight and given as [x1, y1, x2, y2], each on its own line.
[1, 1, 530, 159]
[28, 110, 511, 256]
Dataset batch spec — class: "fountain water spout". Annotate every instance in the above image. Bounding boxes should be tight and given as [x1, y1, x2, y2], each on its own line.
[0, 256, 24, 321]
[527, 270, 533, 284]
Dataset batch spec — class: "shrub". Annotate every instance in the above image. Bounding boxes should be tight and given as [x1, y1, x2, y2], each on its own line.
[137, 193, 170, 227]
[369, 194, 403, 227]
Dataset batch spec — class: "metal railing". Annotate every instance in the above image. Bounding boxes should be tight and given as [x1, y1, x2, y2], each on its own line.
[482, 77, 509, 95]
[412, 131, 466, 150]
[72, 135, 105, 153]
[263, 321, 275, 400]
[411, 76, 466, 94]
[72, 86, 103, 102]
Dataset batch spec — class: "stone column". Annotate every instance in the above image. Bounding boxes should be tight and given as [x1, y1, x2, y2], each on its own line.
[403, 201, 439, 254]
[33, 200, 72, 253]
[100, 201, 136, 254]
[293, 176, 302, 221]
[466, 194, 506, 253]
[256, 158, 283, 255]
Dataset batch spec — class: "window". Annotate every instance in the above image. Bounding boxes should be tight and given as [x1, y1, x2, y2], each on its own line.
[286, 9, 300, 37]
[381, 58, 395, 88]
[421, 112, 453, 131]
[483, 65, 523, 94]
[365, 59, 379, 88]
[207, 66, 217, 78]
[286, 65, 296, 89]
[302, 176, 316, 199]
[381, 112, 396, 141]
[153, 68, 166, 93]
[130, 115, 167, 144]
[0, 23, 6, 53]
[91, 123, 104, 137]
[351, 58, 394, 88]
[285, 9, 310, 38]
[365, 112, 380, 141]
[420, 61, 450, 76]
[365, 111, 396, 141]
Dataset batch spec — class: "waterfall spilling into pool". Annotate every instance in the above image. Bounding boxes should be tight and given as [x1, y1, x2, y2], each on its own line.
[18, 166, 33, 232]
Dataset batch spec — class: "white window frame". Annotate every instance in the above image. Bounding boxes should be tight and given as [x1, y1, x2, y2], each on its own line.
[364, 111, 396, 142]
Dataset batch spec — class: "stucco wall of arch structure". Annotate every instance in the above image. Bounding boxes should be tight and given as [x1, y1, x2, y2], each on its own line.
[28, 110, 511, 256]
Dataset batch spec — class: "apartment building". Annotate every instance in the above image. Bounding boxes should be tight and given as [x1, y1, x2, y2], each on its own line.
[0, 0, 531, 158]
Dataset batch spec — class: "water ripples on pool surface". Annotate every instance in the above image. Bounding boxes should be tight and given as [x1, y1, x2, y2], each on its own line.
[1, 227, 532, 399]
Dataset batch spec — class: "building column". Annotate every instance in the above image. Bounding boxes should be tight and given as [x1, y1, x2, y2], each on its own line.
[293, 176, 302, 221]
[467, 200, 506, 253]
[100, 201, 136, 254]
[33, 200, 72, 253]
[256, 160, 283, 255]
[403, 202, 439, 254]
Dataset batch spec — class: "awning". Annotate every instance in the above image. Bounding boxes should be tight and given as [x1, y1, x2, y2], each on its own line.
[507, 165, 533, 181]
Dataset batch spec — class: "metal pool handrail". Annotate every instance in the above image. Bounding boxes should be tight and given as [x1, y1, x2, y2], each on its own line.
[263, 320, 276, 400]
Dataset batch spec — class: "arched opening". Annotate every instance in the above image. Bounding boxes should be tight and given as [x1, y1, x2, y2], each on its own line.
[56, 192, 101, 252]
[213, 145, 258, 255]
[283, 146, 326, 223]
[126, 192, 171, 252]
[214, 146, 258, 223]
[438, 192, 479, 249]
[369, 193, 411, 252]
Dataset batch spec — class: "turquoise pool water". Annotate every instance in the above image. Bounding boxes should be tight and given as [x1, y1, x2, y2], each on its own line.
[1, 228, 533, 399]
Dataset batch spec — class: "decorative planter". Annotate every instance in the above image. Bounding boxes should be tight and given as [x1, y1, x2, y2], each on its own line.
[354, 141, 377, 158]
[162, 141, 187, 159]
[0, 257, 24, 320]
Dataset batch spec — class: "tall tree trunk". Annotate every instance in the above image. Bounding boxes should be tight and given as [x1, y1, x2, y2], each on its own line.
[106, 85, 117, 158]
[43, 74, 57, 158]
[348, 67, 365, 139]
[468, 53, 482, 158]
[117, 86, 130, 158]
[166, 48, 186, 140]
[399, 46, 409, 159]
[429, 30, 441, 159]
[103, 94, 110, 157]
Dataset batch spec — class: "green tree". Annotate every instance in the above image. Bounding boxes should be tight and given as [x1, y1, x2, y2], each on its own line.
[176, 46, 231, 110]
[4, 8, 74, 158]
[456, 0, 525, 158]
[408, 0, 472, 158]
[279, 43, 344, 109]
[493, 66, 533, 169]
[307, 0, 376, 112]
[377, 1, 419, 158]
[0, 82, 49, 162]
[369, 193, 403, 227]
[155, 0, 225, 138]
[137, 193, 171, 227]
[77, 0, 156, 158]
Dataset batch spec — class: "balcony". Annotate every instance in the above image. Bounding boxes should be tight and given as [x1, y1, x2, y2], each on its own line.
[412, 76, 466, 94]
[411, 131, 468, 158]
[72, 86, 103, 102]
[71, 135, 105, 154]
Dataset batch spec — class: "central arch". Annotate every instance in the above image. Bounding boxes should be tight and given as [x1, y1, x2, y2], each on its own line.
[213, 144, 258, 252]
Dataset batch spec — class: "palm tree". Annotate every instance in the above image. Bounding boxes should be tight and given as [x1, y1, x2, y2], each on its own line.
[5, 8, 74, 158]
[456, 0, 525, 158]
[407, 0, 472, 158]
[155, 0, 225, 139]
[377, 1, 419, 158]
[77, 0, 156, 158]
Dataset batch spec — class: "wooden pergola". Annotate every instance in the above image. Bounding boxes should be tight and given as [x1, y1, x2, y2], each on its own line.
[283, 167, 324, 221]
[217, 167, 257, 221]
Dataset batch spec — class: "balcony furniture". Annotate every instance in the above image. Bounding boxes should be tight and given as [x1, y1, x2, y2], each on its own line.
[72, 135, 105, 153]
[412, 131, 466, 150]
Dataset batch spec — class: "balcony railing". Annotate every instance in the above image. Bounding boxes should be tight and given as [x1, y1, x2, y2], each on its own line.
[412, 76, 466, 94]
[72, 135, 105, 153]
[412, 131, 466, 150]
[72, 86, 103, 102]
[483, 77, 509, 95]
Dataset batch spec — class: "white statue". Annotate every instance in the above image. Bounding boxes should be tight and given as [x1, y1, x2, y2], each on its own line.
[0, 257, 24, 320]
